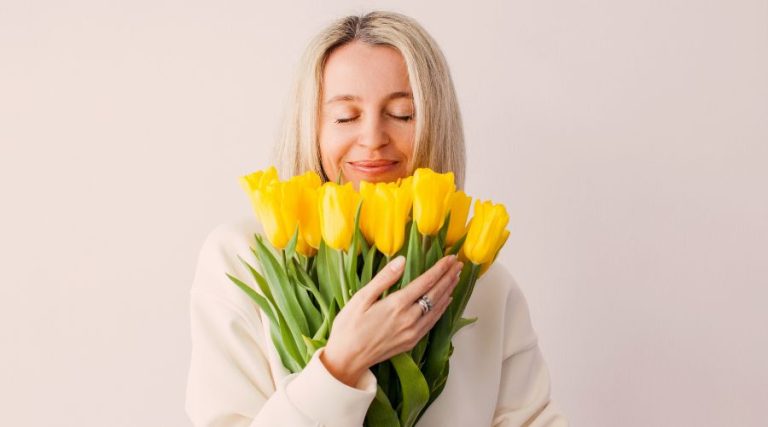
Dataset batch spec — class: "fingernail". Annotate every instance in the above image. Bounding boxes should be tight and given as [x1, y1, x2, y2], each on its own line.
[389, 255, 406, 271]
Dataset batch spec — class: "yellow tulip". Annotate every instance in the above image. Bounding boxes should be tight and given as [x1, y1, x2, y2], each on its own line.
[289, 171, 322, 255]
[412, 168, 456, 236]
[462, 200, 510, 265]
[239, 166, 279, 195]
[292, 170, 322, 189]
[298, 185, 321, 253]
[445, 191, 472, 246]
[398, 175, 414, 221]
[358, 181, 377, 245]
[240, 167, 283, 244]
[280, 178, 318, 256]
[318, 182, 360, 251]
[240, 167, 279, 225]
[252, 181, 291, 249]
[372, 182, 413, 257]
[478, 229, 510, 277]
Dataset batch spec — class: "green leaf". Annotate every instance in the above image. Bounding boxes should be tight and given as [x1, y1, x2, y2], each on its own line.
[422, 263, 481, 399]
[276, 307, 304, 371]
[239, 253, 275, 303]
[378, 359, 393, 401]
[336, 249, 351, 306]
[324, 299, 338, 336]
[437, 211, 451, 245]
[226, 273, 276, 329]
[451, 316, 478, 338]
[291, 258, 329, 319]
[256, 233, 281, 261]
[360, 244, 377, 287]
[252, 235, 309, 356]
[422, 311, 454, 397]
[424, 234, 443, 271]
[411, 333, 429, 367]
[288, 260, 322, 334]
[301, 335, 327, 356]
[345, 200, 364, 295]
[356, 227, 370, 259]
[312, 303, 333, 341]
[394, 220, 411, 260]
[451, 263, 480, 326]
[284, 226, 300, 260]
[399, 220, 423, 290]
[365, 385, 401, 426]
[375, 251, 388, 275]
[423, 355, 451, 411]
[445, 233, 467, 256]
[317, 240, 345, 309]
[225, 269, 297, 374]
[390, 352, 430, 427]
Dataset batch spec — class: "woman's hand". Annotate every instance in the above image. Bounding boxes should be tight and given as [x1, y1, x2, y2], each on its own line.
[320, 254, 463, 388]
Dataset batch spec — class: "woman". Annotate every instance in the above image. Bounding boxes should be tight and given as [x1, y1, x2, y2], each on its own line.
[185, 11, 568, 427]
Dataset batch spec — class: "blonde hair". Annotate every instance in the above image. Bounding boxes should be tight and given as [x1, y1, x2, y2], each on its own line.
[272, 10, 466, 189]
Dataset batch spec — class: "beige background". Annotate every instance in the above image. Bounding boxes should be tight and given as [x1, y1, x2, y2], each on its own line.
[1, 1, 767, 426]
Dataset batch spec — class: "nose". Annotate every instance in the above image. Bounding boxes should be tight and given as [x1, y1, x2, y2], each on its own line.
[356, 114, 390, 150]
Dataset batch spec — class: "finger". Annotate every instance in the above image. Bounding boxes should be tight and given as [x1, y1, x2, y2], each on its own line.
[395, 254, 457, 304]
[356, 255, 406, 306]
[406, 262, 461, 323]
[412, 294, 453, 336]
[429, 261, 463, 303]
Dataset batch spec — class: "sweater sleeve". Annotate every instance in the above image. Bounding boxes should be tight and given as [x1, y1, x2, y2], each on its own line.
[491, 268, 569, 427]
[184, 221, 377, 427]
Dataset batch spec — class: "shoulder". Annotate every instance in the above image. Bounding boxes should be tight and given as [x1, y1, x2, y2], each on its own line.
[477, 261, 528, 313]
[191, 215, 265, 312]
[476, 261, 539, 356]
[198, 215, 263, 256]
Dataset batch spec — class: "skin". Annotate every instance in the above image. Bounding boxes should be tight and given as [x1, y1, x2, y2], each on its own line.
[318, 40, 416, 189]
[317, 40, 463, 388]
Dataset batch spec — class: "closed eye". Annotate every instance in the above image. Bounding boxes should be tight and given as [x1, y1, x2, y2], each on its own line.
[334, 114, 414, 124]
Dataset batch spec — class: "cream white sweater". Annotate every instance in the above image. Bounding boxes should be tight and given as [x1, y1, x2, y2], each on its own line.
[185, 216, 569, 427]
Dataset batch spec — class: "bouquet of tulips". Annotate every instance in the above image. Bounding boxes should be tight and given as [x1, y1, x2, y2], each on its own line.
[227, 166, 510, 427]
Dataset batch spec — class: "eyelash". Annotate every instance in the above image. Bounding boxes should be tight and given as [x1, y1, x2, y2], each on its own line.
[334, 115, 414, 124]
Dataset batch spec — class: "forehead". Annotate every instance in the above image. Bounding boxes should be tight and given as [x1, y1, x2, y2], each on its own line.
[322, 41, 411, 101]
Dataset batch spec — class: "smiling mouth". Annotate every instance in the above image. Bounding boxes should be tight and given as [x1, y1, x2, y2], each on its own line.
[349, 159, 398, 167]
[346, 159, 399, 175]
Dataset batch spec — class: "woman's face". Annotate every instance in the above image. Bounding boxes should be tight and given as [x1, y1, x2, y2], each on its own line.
[318, 41, 415, 189]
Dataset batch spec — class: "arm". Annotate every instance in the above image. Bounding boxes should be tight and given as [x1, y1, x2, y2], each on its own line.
[184, 221, 377, 427]
[491, 268, 569, 427]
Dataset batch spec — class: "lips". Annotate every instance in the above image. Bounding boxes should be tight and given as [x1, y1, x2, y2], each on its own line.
[346, 159, 399, 176]
[348, 159, 398, 167]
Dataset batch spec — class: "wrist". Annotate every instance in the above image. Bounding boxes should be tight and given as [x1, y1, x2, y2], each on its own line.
[320, 345, 367, 388]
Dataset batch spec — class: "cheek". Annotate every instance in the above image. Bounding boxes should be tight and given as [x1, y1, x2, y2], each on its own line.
[318, 128, 350, 171]
[394, 129, 416, 163]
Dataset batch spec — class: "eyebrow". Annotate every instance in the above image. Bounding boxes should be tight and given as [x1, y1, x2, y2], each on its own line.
[324, 91, 413, 104]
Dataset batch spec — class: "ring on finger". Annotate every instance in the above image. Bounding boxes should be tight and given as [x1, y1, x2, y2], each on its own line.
[417, 295, 433, 315]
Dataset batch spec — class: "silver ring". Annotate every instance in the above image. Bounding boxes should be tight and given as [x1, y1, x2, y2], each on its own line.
[417, 295, 433, 315]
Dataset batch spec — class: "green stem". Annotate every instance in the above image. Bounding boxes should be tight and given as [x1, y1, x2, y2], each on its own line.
[338, 249, 350, 306]
[453, 263, 480, 325]
[420, 234, 432, 275]
[382, 254, 392, 298]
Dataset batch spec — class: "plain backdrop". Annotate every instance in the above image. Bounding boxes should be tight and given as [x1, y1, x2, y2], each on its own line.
[1, 1, 767, 426]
